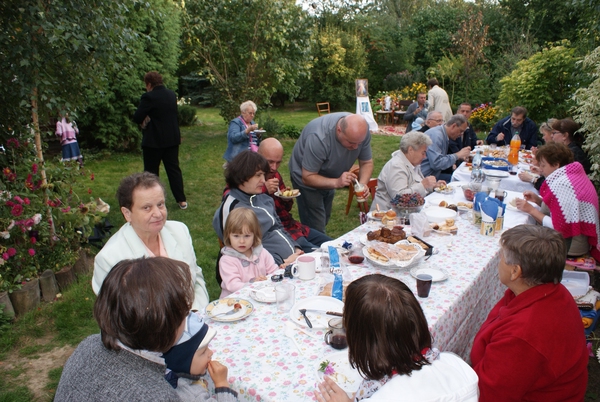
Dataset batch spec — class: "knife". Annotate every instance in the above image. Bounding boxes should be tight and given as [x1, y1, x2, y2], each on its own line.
[303, 309, 343, 317]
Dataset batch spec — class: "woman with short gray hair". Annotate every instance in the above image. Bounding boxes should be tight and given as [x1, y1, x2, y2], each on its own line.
[223, 100, 261, 163]
[371, 131, 445, 211]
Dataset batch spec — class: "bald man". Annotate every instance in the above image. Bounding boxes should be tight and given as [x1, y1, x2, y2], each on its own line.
[289, 113, 373, 233]
[258, 138, 331, 252]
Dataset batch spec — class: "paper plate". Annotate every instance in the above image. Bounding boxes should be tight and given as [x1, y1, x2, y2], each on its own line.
[249, 284, 277, 303]
[316, 352, 362, 396]
[410, 267, 449, 282]
[322, 240, 351, 255]
[482, 168, 509, 178]
[274, 190, 300, 200]
[362, 240, 425, 269]
[366, 211, 384, 221]
[424, 207, 457, 223]
[290, 296, 344, 329]
[205, 298, 254, 322]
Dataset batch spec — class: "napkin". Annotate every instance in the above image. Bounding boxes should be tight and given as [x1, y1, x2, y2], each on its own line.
[481, 200, 499, 221]
[409, 212, 430, 237]
[474, 192, 488, 212]
[328, 246, 343, 301]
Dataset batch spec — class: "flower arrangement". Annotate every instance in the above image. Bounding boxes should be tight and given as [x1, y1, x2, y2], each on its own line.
[372, 83, 427, 112]
[470, 102, 498, 132]
[0, 129, 106, 292]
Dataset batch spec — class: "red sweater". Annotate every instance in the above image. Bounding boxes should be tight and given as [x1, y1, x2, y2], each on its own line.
[471, 283, 588, 401]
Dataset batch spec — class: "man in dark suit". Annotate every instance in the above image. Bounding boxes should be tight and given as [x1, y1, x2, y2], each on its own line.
[133, 72, 187, 209]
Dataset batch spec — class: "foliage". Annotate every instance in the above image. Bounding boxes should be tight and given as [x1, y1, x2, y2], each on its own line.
[452, 8, 491, 99]
[0, 130, 106, 291]
[182, 0, 312, 121]
[257, 116, 283, 137]
[79, 0, 182, 150]
[572, 46, 600, 186]
[0, 0, 135, 142]
[0, 304, 11, 335]
[178, 74, 215, 107]
[383, 71, 425, 92]
[279, 125, 301, 139]
[372, 83, 426, 111]
[305, 25, 368, 109]
[178, 102, 198, 127]
[496, 41, 583, 123]
[470, 103, 498, 132]
[498, 0, 583, 46]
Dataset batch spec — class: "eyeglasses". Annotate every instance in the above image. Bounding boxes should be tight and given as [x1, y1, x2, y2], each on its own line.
[551, 131, 562, 136]
[428, 118, 444, 123]
[243, 111, 256, 116]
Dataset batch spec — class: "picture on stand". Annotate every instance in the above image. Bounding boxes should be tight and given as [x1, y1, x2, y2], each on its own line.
[356, 79, 368, 97]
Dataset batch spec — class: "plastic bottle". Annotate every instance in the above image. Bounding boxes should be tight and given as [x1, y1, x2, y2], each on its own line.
[471, 149, 483, 183]
[508, 131, 521, 165]
[353, 179, 368, 203]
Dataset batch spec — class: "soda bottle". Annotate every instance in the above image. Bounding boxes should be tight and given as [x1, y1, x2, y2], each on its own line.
[508, 131, 521, 166]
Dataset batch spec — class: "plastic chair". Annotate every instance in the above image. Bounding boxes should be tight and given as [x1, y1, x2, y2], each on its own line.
[316, 102, 331, 116]
[345, 178, 378, 214]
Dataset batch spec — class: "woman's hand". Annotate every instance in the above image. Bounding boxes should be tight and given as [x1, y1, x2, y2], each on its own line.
[250, 276, 267, 283]
[421, 176, 437, 190]
[280, 249, 304, 268]
[522, 190, 542, 206]
[515, 198, 534, 213]
[207, 361, 229, 388]
[246, 124, 259, 134]
[518, 171, 533, 183]
[315, 376, 352, 402]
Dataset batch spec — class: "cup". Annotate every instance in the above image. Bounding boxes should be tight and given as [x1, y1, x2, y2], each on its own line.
[275, 283, 295, 313]
[320, 254, 330, 272]
[292, 256, 316, 280]
[416, 274, 432, 298]
[324, 317, 347, 350]
[348, 246, 364, 264]
[354, 182, 368, 203]
[494, 190, 507, 202]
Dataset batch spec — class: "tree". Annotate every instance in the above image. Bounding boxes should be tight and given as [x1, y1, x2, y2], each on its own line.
[452, 8, 490, 100]
[182, 0, 312, 121]
[304, 25, 368, 109]
[78, 0, 182, 150]
[0, 0, 134, 184]
[496, 41, 582, 123]
[573, 46, 600, 186]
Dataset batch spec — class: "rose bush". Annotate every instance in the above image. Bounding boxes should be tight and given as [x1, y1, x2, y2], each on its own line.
[0, 129, 106, 292]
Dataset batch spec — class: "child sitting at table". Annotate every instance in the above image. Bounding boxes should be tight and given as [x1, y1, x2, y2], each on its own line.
[219, 207, 279, 297]
[162, 311, 238, 402]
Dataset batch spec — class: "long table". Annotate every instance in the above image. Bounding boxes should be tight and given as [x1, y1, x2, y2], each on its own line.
[203, 188, 535, 401]
[451, 162, 538, 193]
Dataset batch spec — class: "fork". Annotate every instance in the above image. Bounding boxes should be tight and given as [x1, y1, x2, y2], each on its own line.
[284, 323, 304, 355]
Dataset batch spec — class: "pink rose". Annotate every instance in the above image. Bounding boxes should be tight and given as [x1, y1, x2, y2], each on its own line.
[2, 253, 9, 260]
[11, 204, 23, 217]
[28, 249, 35, 256]
[7, 248, 16, 257]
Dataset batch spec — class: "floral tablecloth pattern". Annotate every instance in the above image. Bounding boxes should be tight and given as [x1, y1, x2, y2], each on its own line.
[204, 191, 535, 402]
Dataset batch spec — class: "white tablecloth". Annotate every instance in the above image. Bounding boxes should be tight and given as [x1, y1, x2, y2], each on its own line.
[204, 190, 535, 401]
[451, 162, 538, 193]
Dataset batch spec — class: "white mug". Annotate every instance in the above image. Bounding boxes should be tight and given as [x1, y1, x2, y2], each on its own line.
[292, 256, 316, 280]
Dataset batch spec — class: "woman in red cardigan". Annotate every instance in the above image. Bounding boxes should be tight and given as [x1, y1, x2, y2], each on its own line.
[470, 225, 588, 401]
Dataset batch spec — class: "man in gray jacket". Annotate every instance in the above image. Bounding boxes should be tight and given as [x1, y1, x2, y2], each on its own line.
[420, 115, 471, 182]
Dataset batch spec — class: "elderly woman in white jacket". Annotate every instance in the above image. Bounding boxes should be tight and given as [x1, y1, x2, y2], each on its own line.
[371, 131, 444, 211]
[92, 172, 209, 311]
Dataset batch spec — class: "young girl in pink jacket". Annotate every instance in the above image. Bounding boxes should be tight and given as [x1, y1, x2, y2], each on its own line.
[219, 208, 278, 297]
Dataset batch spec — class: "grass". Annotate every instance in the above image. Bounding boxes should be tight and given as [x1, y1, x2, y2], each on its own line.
[1, 102, 599, 400]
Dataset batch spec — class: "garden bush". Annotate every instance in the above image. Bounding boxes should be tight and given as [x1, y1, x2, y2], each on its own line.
[178, 105, 198, 126]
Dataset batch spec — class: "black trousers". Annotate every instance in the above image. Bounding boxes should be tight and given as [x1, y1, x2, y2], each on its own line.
[143, 145, 186, 203]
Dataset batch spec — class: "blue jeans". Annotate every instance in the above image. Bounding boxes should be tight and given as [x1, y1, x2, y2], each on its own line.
[291, 177, 335, 234]
[295, 229, 332, 253]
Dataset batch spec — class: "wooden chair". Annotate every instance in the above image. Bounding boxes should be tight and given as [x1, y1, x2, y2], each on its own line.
[345, 178, 378, 214]
[316, 102, 330, 116]
[394, 100, 413, 125]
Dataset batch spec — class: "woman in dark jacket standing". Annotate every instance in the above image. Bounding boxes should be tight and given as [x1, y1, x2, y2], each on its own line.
[133, 71, 188, 209]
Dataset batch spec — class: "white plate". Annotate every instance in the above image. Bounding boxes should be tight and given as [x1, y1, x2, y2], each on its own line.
[290, 296, 344, 329]
[433, 186, 455, 194]
[249, 284, 277, 303]
[274, 190, 300, 200]
[254, 129, 266, 133]
[424, 207, 457, 223]
[322, 240, 351, 255]
[506, 198, 537, 212]
[316, 352, 362, 395]
[410, 267, 449, 282]
[362, 240, 425, 269]
[366, 211, 384, 221]
[482, 168, 509, 178]
[205, 298, 254, 322]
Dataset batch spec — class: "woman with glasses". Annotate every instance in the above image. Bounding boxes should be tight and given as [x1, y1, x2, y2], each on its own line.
[223, 100, 261, 164]
[549, 118, 591, 174]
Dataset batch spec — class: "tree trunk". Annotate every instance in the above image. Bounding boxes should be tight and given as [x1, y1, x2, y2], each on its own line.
[9, 279, 41, 316]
